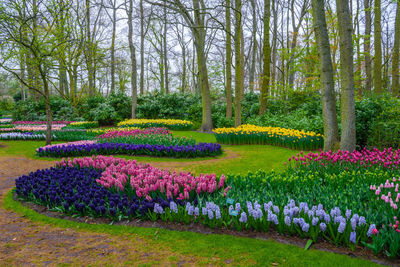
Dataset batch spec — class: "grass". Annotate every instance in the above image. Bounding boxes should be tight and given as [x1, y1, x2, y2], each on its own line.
[3, 190, 380, 266]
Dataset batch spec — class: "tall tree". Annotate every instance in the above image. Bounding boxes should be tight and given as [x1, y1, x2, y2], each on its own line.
[140, 0, 145, 95]
[249, 0, 257, 92]
[336, 0, 356, 151]
[392, 0, 400, 97]
[234, 0, 242, 126]
[364, 0, 372, 93]
[163, 5, 169, 94]
[109, 0, 117, 93]
[225, 0, 233, 119]
[85, 0, 95, 95]
[311, 0, 340, 151]
[259, 0, 270, 115]
[127, 0, 138, 118]
[374, 0, 382, 93]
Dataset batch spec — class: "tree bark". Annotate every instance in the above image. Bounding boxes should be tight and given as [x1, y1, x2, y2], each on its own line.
[225, 0, 233, 119]
[311, 0, 340, 151]
[234, 0, 242, 126]
[392, 0, 400, 97]
[86, 0, 95, 95]
[110, 0, 117, 93]
[364, 0, 372, 93]
[140, 0, 145, 95]
[163, 5, 169, 94]
[373, 0, 382, 93]
[259, 0, 270, 115]
[193, 0, 213, 131]
[271, 0, 277, 94]
[128, 0, 137, 118]
[336, 0, 356, 151]
[249, 0, 257, 93]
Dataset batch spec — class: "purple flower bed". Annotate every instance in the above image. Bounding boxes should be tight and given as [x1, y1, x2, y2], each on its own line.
[15, 166, 183, 218]
[36, 142, 222, 158]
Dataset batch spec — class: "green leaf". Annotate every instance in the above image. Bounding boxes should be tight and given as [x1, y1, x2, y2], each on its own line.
[304, 239, 313, 251]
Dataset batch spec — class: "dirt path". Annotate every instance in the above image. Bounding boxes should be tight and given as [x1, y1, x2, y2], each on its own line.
[0, 157, 208, 266]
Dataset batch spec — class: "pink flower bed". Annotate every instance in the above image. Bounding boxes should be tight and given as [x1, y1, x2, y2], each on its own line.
[36, 140, 97, 152]
[289, 147, 400, 169]
[96, 127, 170, 139]
[57, 155, 227, 201]
[370, 178, 400, 210]
[15, 125, 66, 131]
[12, 121, 74, 125]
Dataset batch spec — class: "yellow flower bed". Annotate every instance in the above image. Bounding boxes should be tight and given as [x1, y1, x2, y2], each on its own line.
[117, 119, 193, 130]
[214, 124, 323, 150]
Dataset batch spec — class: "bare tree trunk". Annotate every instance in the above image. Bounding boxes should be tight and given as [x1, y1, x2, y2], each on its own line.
[128, 0, 137, 118]
[163, 5, 169, 94]
[364, 0, 372, 93]
[110, 0, 117, 93]
[193, 0, 212, 131]
[140, 0, 145, 95]
[225, 0, 233, 119]
[311, 0, 340, 151]
[336, 0, 356, 151]
[181, 43, 186, 93]
[392, 1, 400, 97]
[86, 0, 95, 95]
[234, 0, 242, 126]
[271, 0, 278, 95]
[374, 0, 382, 93]
[259, 0, 270, 115]
[249, 0, 257, 93]
[355, 0, 362, 97]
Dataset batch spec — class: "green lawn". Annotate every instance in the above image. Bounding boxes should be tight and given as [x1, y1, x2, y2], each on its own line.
[0, 131, 382, 265]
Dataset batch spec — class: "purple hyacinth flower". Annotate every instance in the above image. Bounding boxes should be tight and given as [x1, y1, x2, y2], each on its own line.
[239, 212, 247, 223]
[188, 205, 194, 216]
[169, 201, 178, 213]
[215, 209, 221, 219]
[302, 223, 310, 232]
[284, 216, 291, 226]
[202, 207, 207, 216]
[345, 209, 352, 220]
[324, 213, 331, 224]
[338, 220, 346, 233]
[235, 202, 241, 212]
[312, 217, 319, 226]
[207, 209, 214, 220]
[359, 216, 366, 226]
[273, 205, 280, 214]
[352, 214, 359, 223]
[194, 207, 199, 216]
[351, 218, 357, 231]
[318, 204, 323, 210]
[320, 222, 327, 232]
[350, 231, 357, 244]
[293, 218, 300, 225]
[299, 218, 305, 228]
[308, 210, 314, 219]
[154, 203, 164, 214]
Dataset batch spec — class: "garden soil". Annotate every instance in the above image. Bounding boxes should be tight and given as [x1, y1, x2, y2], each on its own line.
[0, 156, 398, 266]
